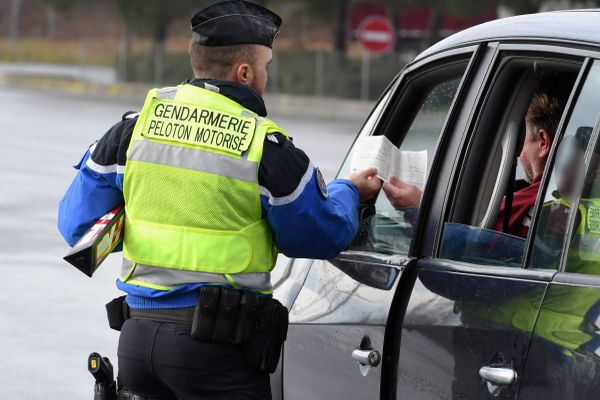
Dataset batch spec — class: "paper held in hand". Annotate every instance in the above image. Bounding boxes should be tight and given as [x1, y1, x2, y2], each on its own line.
[350, 135, 428, 190]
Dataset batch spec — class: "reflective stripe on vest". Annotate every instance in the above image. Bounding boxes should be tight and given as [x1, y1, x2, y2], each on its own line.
[119, 260, 272, 292]
[128, 139, 259, 183]
[121, 84, 286, 290]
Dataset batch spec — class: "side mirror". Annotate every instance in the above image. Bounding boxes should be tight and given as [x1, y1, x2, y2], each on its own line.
[329, 255, 399, 290]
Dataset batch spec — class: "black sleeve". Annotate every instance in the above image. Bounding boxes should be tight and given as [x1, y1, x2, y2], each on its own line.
[258, 133, 312, 197]
[90, 114, 138, 167]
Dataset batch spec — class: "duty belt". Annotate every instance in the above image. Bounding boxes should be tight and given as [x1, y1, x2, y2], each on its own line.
[105, 286, 289, 373]
[129, 307, 196, 324]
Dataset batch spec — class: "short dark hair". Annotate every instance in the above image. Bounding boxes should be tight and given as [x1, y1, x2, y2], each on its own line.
[189, 41, 257, 80]
[525, 88, 565, 139]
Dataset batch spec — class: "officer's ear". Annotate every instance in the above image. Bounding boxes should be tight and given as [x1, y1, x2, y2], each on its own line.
[234, 63, 254, 86]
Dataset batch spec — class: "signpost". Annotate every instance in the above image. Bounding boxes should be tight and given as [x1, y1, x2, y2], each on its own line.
[359, 16, 395, 55]
[358, 16, 395, 100]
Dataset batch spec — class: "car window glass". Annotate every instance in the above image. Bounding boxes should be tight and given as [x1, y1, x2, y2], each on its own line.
[564, 136, 600, 275]
[438, 57, 580, 268]
[531, 62, 600, 270]
[338, 65, 468, 256]
[360, 88, 393, 140]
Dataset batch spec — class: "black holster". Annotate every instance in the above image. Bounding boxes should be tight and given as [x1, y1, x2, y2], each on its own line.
[89, 353, 118, 400]
[106, 296, 129, 331]
[190, 286, 288, 373]
[244, 295, 288, 373]
[117, 388, 150, 400]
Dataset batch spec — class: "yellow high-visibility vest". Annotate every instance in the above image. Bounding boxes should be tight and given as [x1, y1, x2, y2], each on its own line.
[568, 198, 600, 269]
[120, 84, 287, 291]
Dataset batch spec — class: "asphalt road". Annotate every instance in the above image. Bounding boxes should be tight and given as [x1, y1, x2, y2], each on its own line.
[0, 86, 359, 399]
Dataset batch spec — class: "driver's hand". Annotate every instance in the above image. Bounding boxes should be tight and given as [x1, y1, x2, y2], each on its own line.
[346, 168, 382, 202]
[382, 176, 422, 209]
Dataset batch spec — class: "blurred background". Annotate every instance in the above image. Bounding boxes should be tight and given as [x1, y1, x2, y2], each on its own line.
[1, 0, 598, 100]
[0, 0, 598, 398]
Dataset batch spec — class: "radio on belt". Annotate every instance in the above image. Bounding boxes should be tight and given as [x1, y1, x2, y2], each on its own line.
[63, 205, 125, 277]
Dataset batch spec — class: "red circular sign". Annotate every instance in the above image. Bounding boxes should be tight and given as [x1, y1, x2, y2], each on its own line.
[358, 16, 395, 54]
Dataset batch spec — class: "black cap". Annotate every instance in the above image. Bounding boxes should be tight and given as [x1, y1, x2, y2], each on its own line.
[191, 0, 282, 48]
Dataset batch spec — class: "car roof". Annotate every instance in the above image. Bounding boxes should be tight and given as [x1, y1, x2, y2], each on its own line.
[415, 9, 600, 61]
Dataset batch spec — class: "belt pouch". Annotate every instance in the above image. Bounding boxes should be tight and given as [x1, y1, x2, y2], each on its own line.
[211, 288, 242, 344]
[191, 286, 221, 341]
[244, 298, 289, 373]
[233, 290, 261, 345]
[106, 296, 129, 331]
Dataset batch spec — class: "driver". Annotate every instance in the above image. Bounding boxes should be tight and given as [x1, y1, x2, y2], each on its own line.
[383, 86, 565, 239]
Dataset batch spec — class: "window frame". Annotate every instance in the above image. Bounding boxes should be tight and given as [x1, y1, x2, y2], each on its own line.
[524, 57, 594, 271]
[377, 57, 472, 148]
[445, 54, 583, 227]
[433, 43, 596, 275]
[551, 60, 600, 276]
[334, 46, 479, 263]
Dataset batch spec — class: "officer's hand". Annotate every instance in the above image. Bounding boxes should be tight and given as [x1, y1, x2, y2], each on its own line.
[347, 168, 382, 202]
[383, 176, 422, 209]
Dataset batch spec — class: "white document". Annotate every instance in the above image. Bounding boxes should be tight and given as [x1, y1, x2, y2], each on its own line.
[350, 135, 428, 190]
[350, 136, 395, 181]
[396, 150, 428, 191]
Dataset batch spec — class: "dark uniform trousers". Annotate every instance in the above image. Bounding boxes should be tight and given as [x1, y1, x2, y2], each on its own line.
[118, 318, 272, 400]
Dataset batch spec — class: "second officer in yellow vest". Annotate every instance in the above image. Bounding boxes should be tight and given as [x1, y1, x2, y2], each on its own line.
[58, 1, 381, 399]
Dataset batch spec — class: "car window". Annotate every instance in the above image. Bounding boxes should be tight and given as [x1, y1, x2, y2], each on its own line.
[530, 62, 600, 270]
[563, 136, 600, 275]
[338, 59, 470, 256]
[439, 55, 581, 268]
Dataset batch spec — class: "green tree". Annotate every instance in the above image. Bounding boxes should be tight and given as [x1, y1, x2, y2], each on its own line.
[302, 0, 352, 69]
[499, 0, 544, 14]
[39, 0, 80, 39]
[306, 0, 352, 98]
[39, 0, 79, 12]
[113, 0, 198, 83]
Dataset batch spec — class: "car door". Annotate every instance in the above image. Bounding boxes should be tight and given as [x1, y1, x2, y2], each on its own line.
[517, 58, 600, 400]
[394, 44, 588, 399]
[278, 46, 479, 399]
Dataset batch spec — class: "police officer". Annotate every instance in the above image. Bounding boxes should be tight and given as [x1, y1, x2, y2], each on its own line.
[58, 1, 381, 399]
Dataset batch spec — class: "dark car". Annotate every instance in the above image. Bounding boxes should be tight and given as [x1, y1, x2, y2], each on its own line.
[270, 9, 600, 400]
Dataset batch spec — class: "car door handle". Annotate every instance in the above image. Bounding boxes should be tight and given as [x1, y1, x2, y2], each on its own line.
[352, 348, 381, 367]
[479, 365, 517, 386]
